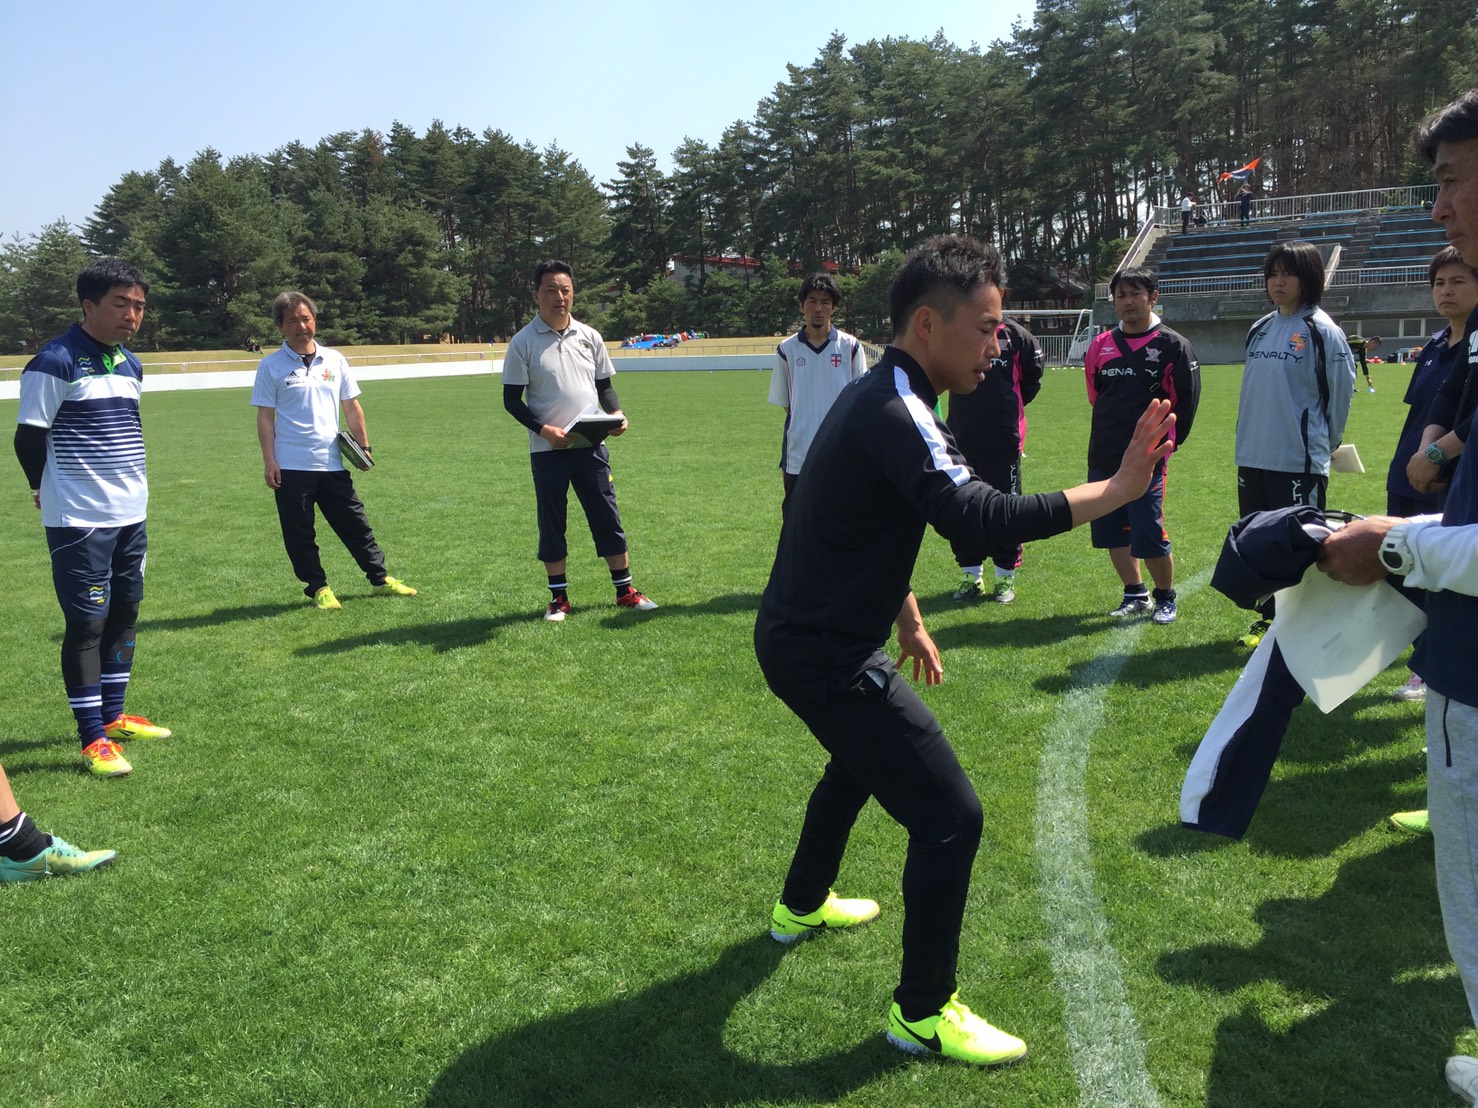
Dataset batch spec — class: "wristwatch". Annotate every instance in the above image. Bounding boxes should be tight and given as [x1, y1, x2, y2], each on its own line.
[1379, 525, 1414, 576]
[1426, 441, 1448, 465]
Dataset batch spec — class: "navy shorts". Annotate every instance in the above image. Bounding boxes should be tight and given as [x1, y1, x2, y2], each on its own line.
[530, 445, 627, 563]
[47, 521, 147, 621]
[1088, 460, 1171, 558]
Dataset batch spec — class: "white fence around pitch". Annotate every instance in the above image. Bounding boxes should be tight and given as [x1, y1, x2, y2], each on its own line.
[1150, 183, 1436, 228]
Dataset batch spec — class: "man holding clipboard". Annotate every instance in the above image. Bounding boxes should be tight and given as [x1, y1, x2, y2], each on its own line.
[503, 261, 658, 621]
[251, 291, 417, 610]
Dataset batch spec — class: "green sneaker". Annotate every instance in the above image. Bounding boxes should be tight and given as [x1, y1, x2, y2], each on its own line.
[953, 575, 986, 602]
[312, 586, 341, 610]
[992, 575, 1016, 604]
[373, 576, 417, 597]
[1389, 809, 1431, 834]
[1237, 618, 1270, 648]
[887, 992, 1028, 1066]
[770, 890, 880, 943]
[0, 836, 117, 884]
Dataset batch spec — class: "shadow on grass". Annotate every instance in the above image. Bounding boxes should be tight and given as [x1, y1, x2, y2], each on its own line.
[294, 614, 531, 656]
[1157, 840, 1460, 1105]
[1034, 638, 1245, 694]
[424, 934, 905, 1107]
[593, 591, 764, 626]
[145, 601, 305, 631]
[929, 612, 1097, 651]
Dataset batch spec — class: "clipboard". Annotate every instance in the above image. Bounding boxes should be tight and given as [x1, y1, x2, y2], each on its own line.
[562, 412, 625, 448]
[336, 431, 374, 471]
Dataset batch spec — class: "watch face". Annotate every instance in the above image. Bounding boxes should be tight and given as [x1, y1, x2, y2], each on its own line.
[1380, 548, 1403, 570]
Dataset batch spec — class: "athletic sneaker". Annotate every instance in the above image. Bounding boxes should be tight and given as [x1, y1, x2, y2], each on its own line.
[1389, 809, 1430, 834]
[616, 590, 659, 611]
[0, 836, 117, 883]
[886, 992, 1028, 1067]
[312, 585, 341, 610]
[1391, 673, 1427, 701]
[1152, 597, 1177, 624]
[104, 714, 171, 741]
[544, 595, 570, 622]
[953, 575, 986, 602]
[1448, 1055, 1478, 1105]
[1108, 594, 1152, 618]
[80, 739, 131, 777]
[1238, 619, 1271, 648]
[992, 575, 1016, 604]
[769, 890, 880, 943]
[372, 576, 417, 597]
[1367, 387, 1376, 394]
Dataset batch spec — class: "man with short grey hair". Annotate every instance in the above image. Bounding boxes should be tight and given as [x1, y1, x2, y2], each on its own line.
[251, 291, 416, 610]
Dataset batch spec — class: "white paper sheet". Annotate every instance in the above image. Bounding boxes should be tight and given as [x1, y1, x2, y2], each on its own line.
[1272, 571, 1427, 712]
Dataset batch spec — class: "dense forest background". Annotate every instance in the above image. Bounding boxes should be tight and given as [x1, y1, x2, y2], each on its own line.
[3, 0, 1474, 351]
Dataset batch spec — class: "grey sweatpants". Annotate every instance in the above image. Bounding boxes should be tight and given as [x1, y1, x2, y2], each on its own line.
[1429, 691, 1478, 1027]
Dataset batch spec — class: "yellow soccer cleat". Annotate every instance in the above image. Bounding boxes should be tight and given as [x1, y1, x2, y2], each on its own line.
[373, 576, 417, 597]
[0, 836, 117, 883]
[80, 738, 132, 777]
[104, 714, 171, 741]
[887, 992, 1028, 1067]
[770, 890, 880, 943]
[312, 586, 341, 610]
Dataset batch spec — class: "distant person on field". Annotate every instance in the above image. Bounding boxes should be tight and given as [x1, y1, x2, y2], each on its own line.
[1315, 89, 1478, 1107]
[13, 258, 172, 779]
[945, 316, 1044, 603]
[250, 292, 418, 611]
[1233, 240, 1356, 647]
[1347, 333, 1382, 392]
[502, 260, 657, 621]
[0, 761, 115, 883]
[756, 233, 1175, 1069]
[769, 274, 867, 504]
[1238, 184, 1254, 226]
[1083, 267, 1200, 625]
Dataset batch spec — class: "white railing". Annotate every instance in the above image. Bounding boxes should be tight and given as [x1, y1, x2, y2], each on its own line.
[1329, 264, 1430, 287]
[1151, 183, 1436, 228]
[1114, 217, 1159, 274]
[129, 349, 497, 375]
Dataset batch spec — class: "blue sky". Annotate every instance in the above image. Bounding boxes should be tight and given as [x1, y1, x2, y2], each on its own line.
[1, 0, 1037, 243]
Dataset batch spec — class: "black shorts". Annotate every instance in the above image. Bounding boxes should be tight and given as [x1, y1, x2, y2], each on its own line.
[1237, 467, 1328, 516]
[531, 445, 627, 563]
[47, 522, 147, 621]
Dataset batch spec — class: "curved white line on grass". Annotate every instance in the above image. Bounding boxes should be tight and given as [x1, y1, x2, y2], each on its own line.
[1034, 573, 1208, 1107]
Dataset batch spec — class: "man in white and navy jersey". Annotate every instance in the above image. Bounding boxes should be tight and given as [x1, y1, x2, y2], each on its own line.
[14, 258, 171, 778]
[755, 234, 1174, 1068]
[769, 273, 867, 503]
[251, 291, 417, 611]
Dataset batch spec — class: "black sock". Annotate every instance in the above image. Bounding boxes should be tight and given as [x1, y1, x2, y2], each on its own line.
[1123, 584, 1149, 600]
[547, 576, 568, 601]
[610, 566, 633, 598]
[0, 812, 51, 861]
[1152, 588, 1176, 603]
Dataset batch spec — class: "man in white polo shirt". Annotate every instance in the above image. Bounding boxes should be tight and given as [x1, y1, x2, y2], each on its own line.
[251, 291, 416, 610]
[502, 260, 657, 621]
[770, 273, 867, 504]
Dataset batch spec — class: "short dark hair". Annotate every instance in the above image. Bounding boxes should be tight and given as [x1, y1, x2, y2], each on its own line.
[1416, 90, 1478, 163]
[1263, 241, 1326, 307]
[798, 273, 842, 307]
[273, 290, 318, 327]
[1109, 267, 1157, 296]
[1430, 245, 1478, 284]
[77, 258, 148, 305]
[534, 260, 574, 288]
[889, 235, 1005, 339]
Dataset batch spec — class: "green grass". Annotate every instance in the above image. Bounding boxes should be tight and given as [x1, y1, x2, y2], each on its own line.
[0, 364, 1461, 1106]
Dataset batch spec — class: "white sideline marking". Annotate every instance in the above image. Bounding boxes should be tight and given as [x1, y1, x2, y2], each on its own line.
[1034, 573, 1208, 1107]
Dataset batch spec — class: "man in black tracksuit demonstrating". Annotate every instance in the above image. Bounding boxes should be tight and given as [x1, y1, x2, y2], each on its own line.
[754, 235, 1174, 1067]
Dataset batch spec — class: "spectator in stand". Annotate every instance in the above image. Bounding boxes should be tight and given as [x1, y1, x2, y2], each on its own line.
[1238, 184, 1254, 227]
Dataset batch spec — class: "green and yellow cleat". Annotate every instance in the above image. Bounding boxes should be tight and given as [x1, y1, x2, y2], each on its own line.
[80, 738, 131, 777]
[1389, 809, 1431, 834]
[0, 836, 118, 883]
[887, 993, 1028, 1067]
[373, 576, 417, 597]
[770, 890, 880, 943]
[312, 585, 341, 610]
[104, 714, 171, 741]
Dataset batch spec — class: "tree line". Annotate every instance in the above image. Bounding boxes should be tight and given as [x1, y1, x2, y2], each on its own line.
[2, 0, 1473, 354]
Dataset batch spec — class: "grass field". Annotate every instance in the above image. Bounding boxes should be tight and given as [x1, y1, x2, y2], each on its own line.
[0, 363, 1463, 1107]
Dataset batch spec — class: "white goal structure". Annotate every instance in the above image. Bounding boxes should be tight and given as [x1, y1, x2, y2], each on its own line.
[1006, 308, 1096, 366]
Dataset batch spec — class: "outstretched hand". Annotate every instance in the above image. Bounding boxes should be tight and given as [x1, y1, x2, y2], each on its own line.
[1111, 400, 1176, 499]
